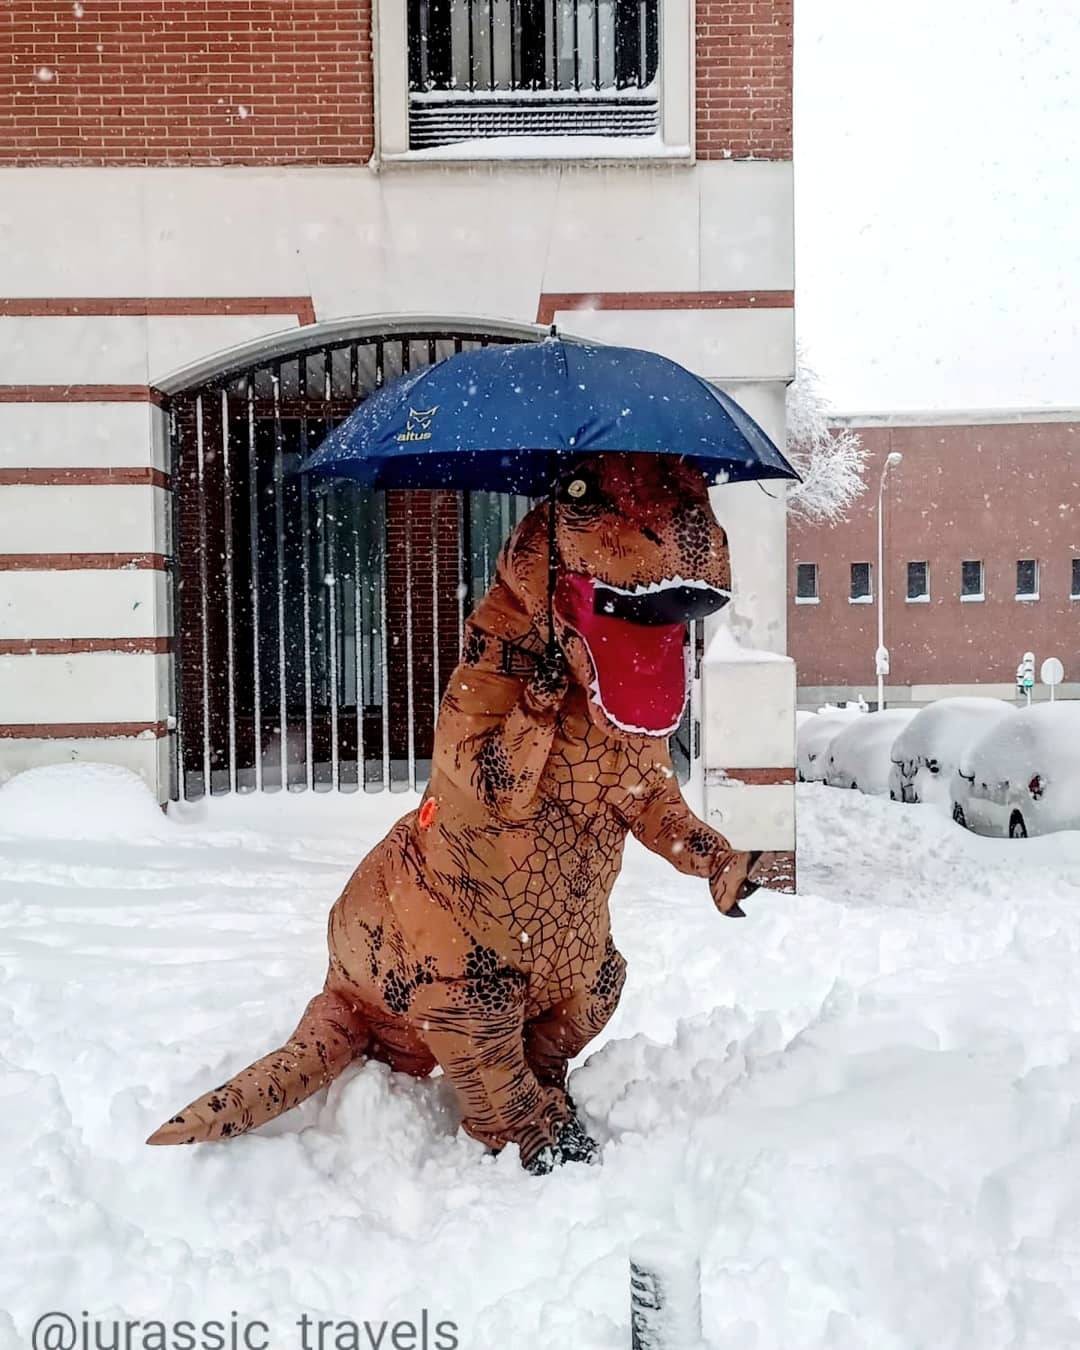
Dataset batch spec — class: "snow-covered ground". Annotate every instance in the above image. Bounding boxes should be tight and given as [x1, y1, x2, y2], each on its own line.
[3, 767, 1080, 1349]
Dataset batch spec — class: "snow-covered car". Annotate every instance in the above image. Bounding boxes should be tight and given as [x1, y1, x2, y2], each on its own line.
[825, 708, 918, 795]
[950, 702, 1080, 838]
[797, 706, 865, 783]
[889, 697, 1016, 805]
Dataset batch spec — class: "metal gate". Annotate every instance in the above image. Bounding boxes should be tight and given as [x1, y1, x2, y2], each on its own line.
[168, 324, 701, 800]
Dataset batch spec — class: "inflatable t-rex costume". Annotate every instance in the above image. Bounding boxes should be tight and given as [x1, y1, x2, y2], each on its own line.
[149, 453, 766, 1172]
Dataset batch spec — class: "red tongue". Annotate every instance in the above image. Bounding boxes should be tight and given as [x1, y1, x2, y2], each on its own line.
[555, 574, 688, 735]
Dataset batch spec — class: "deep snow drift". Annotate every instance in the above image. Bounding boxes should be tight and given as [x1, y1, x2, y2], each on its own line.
[3, 766, 1080, 1348]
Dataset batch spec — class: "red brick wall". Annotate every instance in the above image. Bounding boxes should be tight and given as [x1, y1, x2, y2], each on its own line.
[696, 0, 793, 160]
[0, 0, 374, 165]
[789, 422, 1080, 689]
[2, 0, 789, 167]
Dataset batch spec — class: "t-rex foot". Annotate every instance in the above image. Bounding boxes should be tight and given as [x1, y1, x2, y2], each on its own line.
[523, 1115, 599, 1175]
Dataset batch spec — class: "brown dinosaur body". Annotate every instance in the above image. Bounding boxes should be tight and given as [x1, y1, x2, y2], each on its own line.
[149, 454, 767, 1170]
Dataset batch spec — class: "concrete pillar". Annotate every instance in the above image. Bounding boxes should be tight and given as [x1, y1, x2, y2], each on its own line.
[700, 626, 797, 891]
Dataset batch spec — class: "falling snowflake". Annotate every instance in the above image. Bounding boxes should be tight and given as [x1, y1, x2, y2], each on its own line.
[35, 67, 55, 83]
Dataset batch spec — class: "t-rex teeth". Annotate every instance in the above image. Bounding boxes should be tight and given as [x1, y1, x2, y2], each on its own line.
[594, 576, 731, 599]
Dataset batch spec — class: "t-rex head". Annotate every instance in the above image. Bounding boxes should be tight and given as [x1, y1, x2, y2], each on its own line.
[499, 453, 732, 738]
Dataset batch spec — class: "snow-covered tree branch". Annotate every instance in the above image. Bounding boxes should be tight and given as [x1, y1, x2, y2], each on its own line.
[785, 359, 868, 525]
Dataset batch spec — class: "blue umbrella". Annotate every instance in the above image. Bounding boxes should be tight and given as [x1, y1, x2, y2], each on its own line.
[303, 336, 798, 492]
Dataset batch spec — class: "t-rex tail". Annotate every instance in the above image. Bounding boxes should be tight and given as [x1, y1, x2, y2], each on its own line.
[146, 988, 370, 1145]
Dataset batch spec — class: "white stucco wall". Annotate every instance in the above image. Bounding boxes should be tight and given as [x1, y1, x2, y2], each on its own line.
[0, 159, 794, 813]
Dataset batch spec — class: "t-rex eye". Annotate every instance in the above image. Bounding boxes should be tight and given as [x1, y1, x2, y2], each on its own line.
[566, 479, 588, 499]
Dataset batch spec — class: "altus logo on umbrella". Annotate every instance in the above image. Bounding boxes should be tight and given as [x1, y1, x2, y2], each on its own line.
[396, 406, 439, 442]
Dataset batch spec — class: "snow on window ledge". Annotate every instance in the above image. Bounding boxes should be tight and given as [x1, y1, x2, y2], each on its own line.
[905, 594, 930, 604]
[960, 593, 985, 603]
[1014, 593, 1040, 602]
[379, 132, 693, 166]
[794, 596, 820, 606]
[848, 595, 874, 605]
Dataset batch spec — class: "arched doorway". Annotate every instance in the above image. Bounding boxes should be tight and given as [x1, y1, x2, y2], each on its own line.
[165, 318, 701, 800]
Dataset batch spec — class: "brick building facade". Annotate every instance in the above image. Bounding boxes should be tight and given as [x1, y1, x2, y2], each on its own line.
[1, 0, 797, 864]
[789, 412, 1080, 706]
[3, 0, 790, 164]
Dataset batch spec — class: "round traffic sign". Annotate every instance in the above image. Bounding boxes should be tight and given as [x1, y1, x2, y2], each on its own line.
[1041, 657, 1064, 686]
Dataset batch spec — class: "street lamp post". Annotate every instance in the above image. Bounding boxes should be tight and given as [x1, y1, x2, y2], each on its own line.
[876, 451, 903, 710]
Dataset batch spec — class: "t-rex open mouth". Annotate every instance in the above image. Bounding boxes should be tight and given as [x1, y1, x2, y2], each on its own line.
[555, 573, 731, 736]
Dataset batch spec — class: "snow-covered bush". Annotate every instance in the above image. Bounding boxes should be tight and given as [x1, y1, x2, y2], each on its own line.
[889, 698, 1016, 806]
[785, 359, 868, 525]
[825, 709, 918, 796]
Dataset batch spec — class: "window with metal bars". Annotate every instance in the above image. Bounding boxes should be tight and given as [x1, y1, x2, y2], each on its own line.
[406, 0, 661, 148]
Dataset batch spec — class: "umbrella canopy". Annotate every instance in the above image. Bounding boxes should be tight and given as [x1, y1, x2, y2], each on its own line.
[302, 337, 798, 492]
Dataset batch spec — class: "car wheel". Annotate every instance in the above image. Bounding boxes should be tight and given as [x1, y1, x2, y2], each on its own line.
[952, 803, 967, 829]
[1009, 812, 1028, 839]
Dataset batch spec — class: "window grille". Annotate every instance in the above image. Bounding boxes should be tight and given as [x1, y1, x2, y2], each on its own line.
[167, 326, 702, 799]
[407, 0, 660, 148]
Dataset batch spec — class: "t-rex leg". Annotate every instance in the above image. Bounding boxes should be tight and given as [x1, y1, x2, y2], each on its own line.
[365, 1014, 438, 1078]
[412, 968, 569, 1167]
[524, 942, 627, 1089]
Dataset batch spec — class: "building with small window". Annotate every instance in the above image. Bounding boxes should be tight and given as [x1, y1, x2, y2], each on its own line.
[789, 410, 1080, 706]
[0, 0, 796, 869]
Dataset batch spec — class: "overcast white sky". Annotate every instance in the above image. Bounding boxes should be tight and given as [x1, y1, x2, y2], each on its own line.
[794, 0, 1080, 413]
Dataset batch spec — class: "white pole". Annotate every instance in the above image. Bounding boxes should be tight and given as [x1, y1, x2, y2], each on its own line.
[876, 452, 903, 711]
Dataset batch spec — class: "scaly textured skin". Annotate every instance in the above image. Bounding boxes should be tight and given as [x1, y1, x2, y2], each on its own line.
[149, 455, 760, 1168]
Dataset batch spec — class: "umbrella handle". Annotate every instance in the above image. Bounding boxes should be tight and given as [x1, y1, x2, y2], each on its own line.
[546, 467, 558, 658]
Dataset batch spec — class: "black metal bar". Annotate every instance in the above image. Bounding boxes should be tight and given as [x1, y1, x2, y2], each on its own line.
[488, 0, 496, 90]
[467, 0, 476, 92]
[550, 0, 558, 90]
[194, 393, 212, 795]
[378, 494, 391, 791]
[167, 406, 184, 800]
[593, 0, 601, 88]
[220, 387, 238, 793]
[246, 377, 263, 789]
[572, 0, 580, 91]
[298, 355, 314, 790]
[272, 362, 288, 793]
[323, 348, 340, 790]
